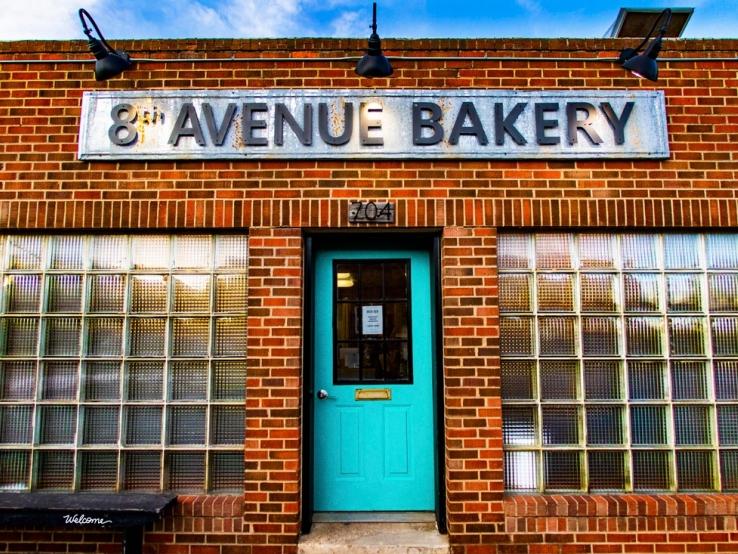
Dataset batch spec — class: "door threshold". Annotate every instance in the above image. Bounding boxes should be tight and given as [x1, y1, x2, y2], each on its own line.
[313, 511, 436, 523]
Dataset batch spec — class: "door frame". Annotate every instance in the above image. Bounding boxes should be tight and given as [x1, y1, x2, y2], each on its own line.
[301, 231, 446, 533]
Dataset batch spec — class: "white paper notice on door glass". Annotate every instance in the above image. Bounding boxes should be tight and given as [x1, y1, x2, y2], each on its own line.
[362, 306, 383, 335]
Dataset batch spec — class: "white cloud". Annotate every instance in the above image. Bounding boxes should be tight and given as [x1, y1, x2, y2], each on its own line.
[330, 10, 363, 37]
[514, 0, 542, 15]
[0, 0, 104, 40]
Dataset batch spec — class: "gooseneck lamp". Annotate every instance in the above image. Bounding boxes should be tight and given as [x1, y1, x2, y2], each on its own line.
[618, 8, 672, 82]
[355, 2, 393, 78]
[78, 8, 133, 81]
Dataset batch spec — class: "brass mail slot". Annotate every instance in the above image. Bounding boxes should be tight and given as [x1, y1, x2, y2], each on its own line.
[355, 388, 392, 401]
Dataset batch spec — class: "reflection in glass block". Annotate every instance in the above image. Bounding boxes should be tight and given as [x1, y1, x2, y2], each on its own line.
[0, 450, 30, 490]
[586, 405, 623, 445]
[582, 317, 620, 356]
[628, 361, 665, 400]
[6, 274, 41, 312]
[0, 406, 32, 443]
[668, 317, 706, 356]
[169, 362, 207, 400]
[39, 405, 76, 444]
[1, 361, 36, 400]
[540, 360, 578, 400]
[667, 274, 703, 312]
[624, 274, 661, 312]
[170, 318, 208, 357]
[631, 405, 668, 444]
[125, 406, 162, 444]
[715, 361, 738, 400]
[720, 450, 738, 490]
[7, 236, 42, 270]
[173, 275, 210, 312]
[504, 451, 537, 491]
[168, 406, 206, 445]
[87, 318, 123, 357]
[211, 406, 244, 445]
[584, 360, 622, 400]
[41, 361, 78, 400]
[625, 317, 663, 356]
[502, 407, 536, 446]
[501, 360, 535, 400]
[671, 361, 708, 400]
[212, 361, 246, 401]
[36, 451, 74, 489]
[542, 406, 579, 445]
[664, 234, 700, 269]
[131, 236, 169, 269]
[210, 452, 244, 491]
[498, 234, 531, 269]
[49, 236, 83, 270]
[5, 318, 38, 356]
[621, 234, 659, 269]
[580, 274, 618, 312]
[539, 317, 576, 356]
[708, 273, 738, 312]
[712, 317, 738, 356]
[126, 362, 163, 401]
[633, 450, 670, 489]
[80, 452, 117, 490]
[535, 234, 572, 269]
[89, 275, 125, 312]
[167, 452, 205, 491]
[500, 317, 534, 356]
[91, 236, 128, 269]
[128, 319, 166, 356]
[83, 406, 119, 444]
[537, 274, 574, 312]
[45, 317, 81, 356]
[214, 318, 247, 357]
[588, 451, 625, 490]
[215, 274, 248, 312]
[47, 275, 82, 312]
[498, 274, 531, 313]
[175, 236, 211, 268]
[544, 451, 581, 490]
[84, 362, 120, 400]
[131, 276, 168, 313]
[718, 405, 738, 445]
[124, 451, 161, 490]
[706, 234, 738, 269]
[677, 450, 713, 490]
[215, 235, 248, 269]
[579, 234, 615, 269]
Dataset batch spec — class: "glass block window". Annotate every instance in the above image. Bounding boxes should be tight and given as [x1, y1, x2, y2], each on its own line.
[0, 235, 247, 492]
[501, 233, 738, 492]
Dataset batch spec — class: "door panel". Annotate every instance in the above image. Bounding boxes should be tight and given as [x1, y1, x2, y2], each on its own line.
[313, 248, 435, 511]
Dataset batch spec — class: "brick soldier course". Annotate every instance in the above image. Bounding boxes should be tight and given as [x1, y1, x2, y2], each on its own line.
[0, 36, 737, 553]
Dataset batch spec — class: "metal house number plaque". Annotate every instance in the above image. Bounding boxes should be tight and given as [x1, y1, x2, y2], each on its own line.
[348, 201, 395, 224]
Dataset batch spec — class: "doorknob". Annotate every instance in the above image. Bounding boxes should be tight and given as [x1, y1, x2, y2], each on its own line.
[317, 389, 330, 400]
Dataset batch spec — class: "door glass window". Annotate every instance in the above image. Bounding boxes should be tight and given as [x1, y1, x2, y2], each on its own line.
[334, 260, 411, 383]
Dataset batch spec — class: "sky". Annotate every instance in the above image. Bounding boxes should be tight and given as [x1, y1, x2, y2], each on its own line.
[1, 0, 737, 41]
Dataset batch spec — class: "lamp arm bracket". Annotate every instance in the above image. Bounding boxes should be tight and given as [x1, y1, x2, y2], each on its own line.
[78, 8, 117, 53]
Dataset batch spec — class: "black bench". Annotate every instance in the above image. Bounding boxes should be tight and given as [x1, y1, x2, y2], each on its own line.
[0, 492, 177, 554]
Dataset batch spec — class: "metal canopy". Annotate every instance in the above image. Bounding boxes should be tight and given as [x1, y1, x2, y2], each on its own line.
[607, 7, 694, 38]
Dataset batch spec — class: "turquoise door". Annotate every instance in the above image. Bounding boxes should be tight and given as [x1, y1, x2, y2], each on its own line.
[313, 248, 436, 511]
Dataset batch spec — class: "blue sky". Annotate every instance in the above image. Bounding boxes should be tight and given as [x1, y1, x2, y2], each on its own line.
[2, 0, 737, 40]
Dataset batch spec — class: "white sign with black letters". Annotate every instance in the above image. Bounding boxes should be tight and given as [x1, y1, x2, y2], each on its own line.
[362, 306, 383, 335]
[78, 89, 669, 160]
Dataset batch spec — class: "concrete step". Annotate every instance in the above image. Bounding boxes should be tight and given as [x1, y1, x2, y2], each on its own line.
[298, 522, 450, 554]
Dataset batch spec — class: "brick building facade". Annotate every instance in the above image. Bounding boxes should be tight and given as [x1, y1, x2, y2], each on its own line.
[0, 35, 737, 553]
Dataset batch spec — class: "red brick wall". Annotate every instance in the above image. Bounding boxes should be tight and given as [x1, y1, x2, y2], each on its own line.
[0, 37, 737, 553]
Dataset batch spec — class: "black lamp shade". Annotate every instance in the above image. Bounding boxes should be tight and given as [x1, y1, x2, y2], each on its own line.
[355, 52, 393, 78]
[622, 53, 658, 81]
[94, 51, 132, 81]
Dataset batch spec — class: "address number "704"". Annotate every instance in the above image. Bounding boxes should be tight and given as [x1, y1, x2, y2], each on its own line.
[348, 201, 395, 224]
